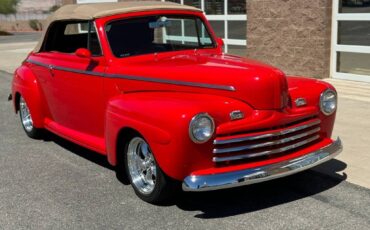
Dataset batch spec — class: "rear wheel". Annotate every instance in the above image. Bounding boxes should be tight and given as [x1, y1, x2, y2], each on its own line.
[19, 96, 42, 139]
[123, 136, 177, 204]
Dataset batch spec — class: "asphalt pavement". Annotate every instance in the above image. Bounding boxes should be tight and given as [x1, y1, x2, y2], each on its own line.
[0, 34, 370, 229]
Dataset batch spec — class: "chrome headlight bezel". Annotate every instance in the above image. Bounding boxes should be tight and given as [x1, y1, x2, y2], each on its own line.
[189, 113, 215, 144]
[320, 89, 337, 116]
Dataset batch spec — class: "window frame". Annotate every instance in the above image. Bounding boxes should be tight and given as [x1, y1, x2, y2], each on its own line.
[40, 19, 103, 57]
[331, 0, 370, 82]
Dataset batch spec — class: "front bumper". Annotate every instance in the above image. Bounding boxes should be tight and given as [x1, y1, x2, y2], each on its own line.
[182, 137, 342, 192]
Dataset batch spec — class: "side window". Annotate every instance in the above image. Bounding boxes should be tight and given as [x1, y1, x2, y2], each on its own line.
[43, 20, 102, 56]
[154, 18, 213, 46]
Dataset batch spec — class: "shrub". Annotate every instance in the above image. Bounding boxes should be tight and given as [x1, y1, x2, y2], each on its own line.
[0, 30, 13, 36]
[29, 20, 43, 31]
[49, 5, 60, 12]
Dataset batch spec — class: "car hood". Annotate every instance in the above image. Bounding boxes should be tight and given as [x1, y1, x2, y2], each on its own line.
[107, 52, 288, 110]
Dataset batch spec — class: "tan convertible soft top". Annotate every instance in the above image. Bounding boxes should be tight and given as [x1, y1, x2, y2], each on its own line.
[34, 1, 201, 52]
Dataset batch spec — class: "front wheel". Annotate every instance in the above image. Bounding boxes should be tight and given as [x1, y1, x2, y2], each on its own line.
[19, 96, 42, 139]
[124, 136, 178, 204]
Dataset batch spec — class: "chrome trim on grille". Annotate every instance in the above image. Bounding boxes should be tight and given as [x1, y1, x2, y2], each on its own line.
[214, 119, 321, 145]
[213, 134, 320, 163]
[213, 127, 321, 154]
[182, 137, 342, 192]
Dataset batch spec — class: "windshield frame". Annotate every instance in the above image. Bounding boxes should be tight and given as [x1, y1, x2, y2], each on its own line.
[104, 13, 217, 58]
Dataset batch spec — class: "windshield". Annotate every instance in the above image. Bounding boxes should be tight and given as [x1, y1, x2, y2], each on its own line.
[106, 15, 215, 58]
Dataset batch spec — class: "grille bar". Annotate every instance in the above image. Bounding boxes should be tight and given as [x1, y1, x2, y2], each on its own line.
[214, 119, 321, 145]
[213, 127, 321, 154]
[213, 135, 320, 163]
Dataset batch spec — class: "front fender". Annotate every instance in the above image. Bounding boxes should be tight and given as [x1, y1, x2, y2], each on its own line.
[12, 66, 44, 128]
[105, 92, 251, 180]
[287, 76, 337, 138]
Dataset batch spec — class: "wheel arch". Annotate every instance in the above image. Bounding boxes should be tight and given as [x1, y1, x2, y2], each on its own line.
[105, 91, 250, 180]
[116, 127, 140, 164]
[14, 92, 21, 113]
[12, 66, 45, 128]
[114, 127, 141, 184]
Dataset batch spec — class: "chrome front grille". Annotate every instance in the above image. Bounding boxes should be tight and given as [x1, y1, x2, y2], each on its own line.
[213, 118, 321, 163]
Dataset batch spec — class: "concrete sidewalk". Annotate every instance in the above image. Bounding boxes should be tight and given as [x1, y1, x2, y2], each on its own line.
[0, 32, 40, 73]
[0, 41, 37, 73]
[318, 79, 370, 188]
[1, 34, 369, 189]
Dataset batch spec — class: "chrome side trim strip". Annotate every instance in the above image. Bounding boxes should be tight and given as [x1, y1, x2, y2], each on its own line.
[27, 59, 50, 68]
[26, 59, 235, 91]
[213, 127, 321, 154]
[213, 134, 320, 162]
[106, 72, 235, 91]
[214, 119, 321, 145]
[183, 137, 342, 192]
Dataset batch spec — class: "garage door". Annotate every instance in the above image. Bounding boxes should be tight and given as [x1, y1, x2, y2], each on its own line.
[331, 0, 370, 82]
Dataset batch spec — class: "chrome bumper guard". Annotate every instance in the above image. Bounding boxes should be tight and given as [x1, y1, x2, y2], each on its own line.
[182, 138, 342, 192]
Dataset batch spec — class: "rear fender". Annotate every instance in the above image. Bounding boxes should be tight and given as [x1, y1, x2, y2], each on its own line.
[12, 66, 44, 128]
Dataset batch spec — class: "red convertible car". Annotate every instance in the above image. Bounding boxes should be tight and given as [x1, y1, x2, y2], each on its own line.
[11, 2, 342, 203]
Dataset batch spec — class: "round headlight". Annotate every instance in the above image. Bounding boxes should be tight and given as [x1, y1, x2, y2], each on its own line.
[189, 113, 215, 143]
[320, 89, 337, 116]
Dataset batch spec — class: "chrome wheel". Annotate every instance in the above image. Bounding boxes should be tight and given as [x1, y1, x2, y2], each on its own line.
[127, 137, 157, 195]
[19, 96, 34, 132]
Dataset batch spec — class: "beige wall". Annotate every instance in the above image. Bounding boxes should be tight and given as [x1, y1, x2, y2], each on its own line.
[0, 20, 45, 32]
[18, 0, 61, 12]
[62, 0, 75, 4]
[62, 0, 158, 4]
[246, 0, 333, 79]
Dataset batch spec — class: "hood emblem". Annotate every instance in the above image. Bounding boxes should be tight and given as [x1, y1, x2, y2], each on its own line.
[295, 98, 307, 107]
[230, 110, 244, 120]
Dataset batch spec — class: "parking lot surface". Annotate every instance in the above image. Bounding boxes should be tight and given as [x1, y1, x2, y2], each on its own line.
[1, 34, 370, 229]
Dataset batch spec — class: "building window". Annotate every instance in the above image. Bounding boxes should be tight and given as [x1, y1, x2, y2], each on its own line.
[331, 0, 370, 82]
[164, 0, 247, 55]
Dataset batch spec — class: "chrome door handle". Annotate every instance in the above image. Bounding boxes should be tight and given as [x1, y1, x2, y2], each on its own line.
[48, 65, 55, 77]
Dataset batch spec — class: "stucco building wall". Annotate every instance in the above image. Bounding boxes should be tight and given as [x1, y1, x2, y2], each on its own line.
[246, 0, 333, 79]
[62, 0, 75, 4]
[62, 0, 156, 3]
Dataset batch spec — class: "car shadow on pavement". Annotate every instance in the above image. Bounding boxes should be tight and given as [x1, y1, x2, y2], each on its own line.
[41, 131, 347, 218]
[42, 131, 114, 170]
[175, 160, 347, 219]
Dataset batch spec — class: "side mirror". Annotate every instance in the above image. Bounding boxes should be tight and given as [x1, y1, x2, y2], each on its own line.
[75, 48, 92, 58]
[216, 37, 224, 47]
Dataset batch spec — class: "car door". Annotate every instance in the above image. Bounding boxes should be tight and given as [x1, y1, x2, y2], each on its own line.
[48, 54, 105, 139]
[32, 20, 106, 143]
